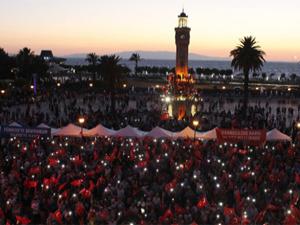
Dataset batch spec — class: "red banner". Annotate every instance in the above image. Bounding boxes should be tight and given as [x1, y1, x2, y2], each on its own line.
[216, 128, 266, 145]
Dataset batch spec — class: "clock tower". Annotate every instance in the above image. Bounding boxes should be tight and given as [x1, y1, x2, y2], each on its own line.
[175, 10, 191, 80]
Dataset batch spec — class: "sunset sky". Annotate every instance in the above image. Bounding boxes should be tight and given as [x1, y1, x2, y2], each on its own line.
[0, 0, 300, 62]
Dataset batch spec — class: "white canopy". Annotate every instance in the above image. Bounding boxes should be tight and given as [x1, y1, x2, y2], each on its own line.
[52, 123, 88, 137]
[113, 125, 142, 137]
[85, 124, 115, 137]
[202, 128, 217, 140]
[175, 126, 196, 139]
[9, 122, 22, 127]
[37, 123, 60, 135]
[266, 128, 292, 142]
[146, 126, 171, 138]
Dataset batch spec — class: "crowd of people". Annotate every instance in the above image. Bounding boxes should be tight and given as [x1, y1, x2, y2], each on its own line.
[1, 86, 300, 136]
[0, 136, 300, 225]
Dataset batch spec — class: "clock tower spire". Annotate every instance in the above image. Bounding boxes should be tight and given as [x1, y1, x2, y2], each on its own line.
[175, 9, 191, 80]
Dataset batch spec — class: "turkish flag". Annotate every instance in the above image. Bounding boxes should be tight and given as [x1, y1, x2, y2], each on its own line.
[24, 180, 38, 189]
[71, 179, 83, 187]
[52, 210, 62, 224]
[224, 207, 235, 216]
[15, 216, 31, 225]
[48, 158, 59, 166]
[197, 197, 208, 208]
[159, 209, 173, 222]
[29, 166, 41, 175]
[79, 188, 91, 199]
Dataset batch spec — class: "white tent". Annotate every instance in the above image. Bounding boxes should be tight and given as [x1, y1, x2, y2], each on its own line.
[266, 128, 292, 142]
[52, 124, 88, 137]
[9, 122, 22, 127]
[146, 126, 171, 138]
[85, 124, 115, 137]
[37, 123, 59, 135]
[202, 128, 217, 140]
[175, 126, 196, 139]
[113, 125, 142, 138]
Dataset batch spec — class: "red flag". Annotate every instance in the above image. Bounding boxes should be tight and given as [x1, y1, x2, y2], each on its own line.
[197, 197, 208, 209]
[175, 204, 186, 214]
[165, 179, 176, 192]
[99, 210, 109, 220]
[89, 180, 95, 191]
[73, 155, 83, 166]
[52, 210, 62, 224]
[137, 160, 148, 168]
[79, 188, 91, 199]
[160, 209, 173, 222]
[29, 166, 41, 175]
[58, 182, 67, 191]
[71, 179, 83, 187]
[24, 180, 38, 189]
[75, 202, 85, 217]
[295, 173, 300, 184]
[0, 208, 4, 218]
[15, 216, 31, 225]
[224, 207, 235, 216]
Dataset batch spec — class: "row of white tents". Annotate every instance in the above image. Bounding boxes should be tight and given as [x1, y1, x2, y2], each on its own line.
[7, 122, 292, 142]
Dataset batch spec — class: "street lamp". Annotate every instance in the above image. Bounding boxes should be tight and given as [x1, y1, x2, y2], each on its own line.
[30, 85, 34, 89]
[193, 119, 199, 141]
[89, 83, 93, 87]
[78, 117, 85, 136]
[297, 122, 300, 129]
[0, 89, 5, 95]
[57, 82, 61, 87]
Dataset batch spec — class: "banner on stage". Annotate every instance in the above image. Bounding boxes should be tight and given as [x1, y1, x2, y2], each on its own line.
[0, 126, 51, 139]
[216, 128, 266, 145]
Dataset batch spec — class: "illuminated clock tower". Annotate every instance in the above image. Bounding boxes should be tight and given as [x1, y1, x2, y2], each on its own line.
[175, 10, 191, 80]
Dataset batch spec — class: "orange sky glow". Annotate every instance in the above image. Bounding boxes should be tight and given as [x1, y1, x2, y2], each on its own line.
[0, 0, 300, 62]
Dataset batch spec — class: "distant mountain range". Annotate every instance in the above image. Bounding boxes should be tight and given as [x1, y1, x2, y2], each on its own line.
[63, 51, 229, 61]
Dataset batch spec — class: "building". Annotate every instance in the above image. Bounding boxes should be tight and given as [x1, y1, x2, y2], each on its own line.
[175, 10, 191, 80]
[164, 10, 197, 120]
[40, 50, 66, 64]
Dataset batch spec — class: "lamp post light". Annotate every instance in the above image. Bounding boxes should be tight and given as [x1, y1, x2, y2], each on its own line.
[1, 89, 5, 95]
[297, 122, 300, 130]
[78, 117, 85, 136]
[192, 119, 199, 141]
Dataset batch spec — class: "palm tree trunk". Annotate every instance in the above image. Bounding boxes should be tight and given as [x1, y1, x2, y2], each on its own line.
[243, 69, 249, 120]
[135, 61, 138, 76]
[111, 89, 116, 115]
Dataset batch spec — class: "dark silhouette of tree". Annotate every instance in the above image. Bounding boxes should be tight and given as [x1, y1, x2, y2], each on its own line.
[86, 53, 99, 80]
[290, 73, 297, 81]
[129, 53, 141, 76]
[0, 48, 13, 80]
[16, 47, 48, 82]
[99, 55, 124, 114]
[230, 36, 265, 119]
[16, 47, 35, 80]
[280, 73, 286, 81]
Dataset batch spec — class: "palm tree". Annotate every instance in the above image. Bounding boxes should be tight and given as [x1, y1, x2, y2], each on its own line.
[85, 53, 99, 80]
[16, 47, 35, 80]
[129, 53, 141, 76]
[99, 55, 123, 114]
[230, 36, 265, 118]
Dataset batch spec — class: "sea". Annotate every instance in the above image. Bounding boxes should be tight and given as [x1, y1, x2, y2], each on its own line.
[65, 58, 300, 75]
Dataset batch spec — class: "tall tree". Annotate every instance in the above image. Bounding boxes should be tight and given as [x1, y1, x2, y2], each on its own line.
[230, 36, 265, 118]
[16, 47, 35, 80]
[0, 48, 13, 80]
[129, 53, 141, 76]
[85, 53, 99, 80]
[99, 55, 123, 114]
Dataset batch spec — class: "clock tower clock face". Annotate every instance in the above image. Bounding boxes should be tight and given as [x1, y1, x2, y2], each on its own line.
[180, 34, 185, 39]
